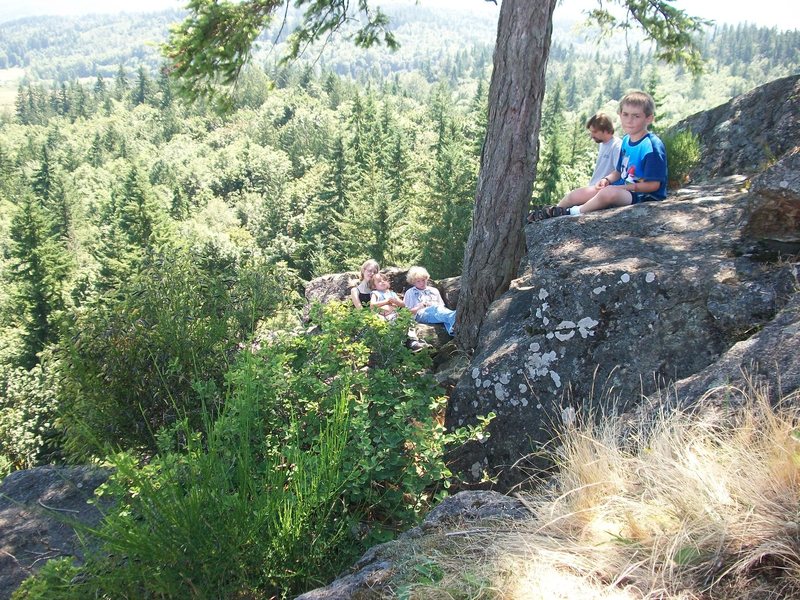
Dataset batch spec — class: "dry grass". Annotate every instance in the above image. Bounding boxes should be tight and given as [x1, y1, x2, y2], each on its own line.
[401, 383, 800, 599]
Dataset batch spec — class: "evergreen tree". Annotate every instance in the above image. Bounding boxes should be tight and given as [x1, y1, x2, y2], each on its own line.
[97, 165, 167, 292]
[300, 134, 351, 276]
[133, 65, 153, 106]
[114, 63, 129, 101]
[7, 192, 68, 369]
[534, 82, 566, 206]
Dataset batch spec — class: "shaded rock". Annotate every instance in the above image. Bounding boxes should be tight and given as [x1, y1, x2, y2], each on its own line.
[446, 179, 798, 490]
[669, 292, 800, 409]
[304, 268, 456, 307]
[671, 74, 799, 181]
[304, 271, 360, 306]
[0, 466, 110, 600]
[743, 148, 800, 251]
[437, 275, 461, 309]
[296, 491, 528, 600]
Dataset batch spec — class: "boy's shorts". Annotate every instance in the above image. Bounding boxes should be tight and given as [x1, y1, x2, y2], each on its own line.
[631, 192, 664, 205]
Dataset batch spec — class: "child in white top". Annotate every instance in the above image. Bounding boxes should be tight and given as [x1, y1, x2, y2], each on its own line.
[370, 273, 404, 321]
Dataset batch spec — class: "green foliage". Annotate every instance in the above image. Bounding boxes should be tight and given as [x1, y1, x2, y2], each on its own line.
[13, 558, 83, 600]
[163, 0, 397, 107]
[57, 250, 301, 456]
[18, 305, 485, 599]
[587, 0, 710, 75]
[226, 303, 480, 528]
[0, 356, 62, 469]
[663, 129, 701, 188]
[15, 391, 354, 599]
[7, 192, 70, 369]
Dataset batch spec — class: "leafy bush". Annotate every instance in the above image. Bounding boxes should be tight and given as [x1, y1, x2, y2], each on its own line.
[14, 391, 355, 599]
[57, 249, 301, 457]
[225, 303, 483, 530]
[0, 355, 62, 469]
[663, 128, 701, 188]
[16, 303, 486, 599]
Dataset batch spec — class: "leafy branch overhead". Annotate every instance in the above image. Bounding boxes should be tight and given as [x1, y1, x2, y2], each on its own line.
[162, 0, 397, 105]
[587, 0, 711, 74]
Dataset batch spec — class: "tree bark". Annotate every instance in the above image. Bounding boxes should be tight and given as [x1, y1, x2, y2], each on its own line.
[455, 0, 557, 351]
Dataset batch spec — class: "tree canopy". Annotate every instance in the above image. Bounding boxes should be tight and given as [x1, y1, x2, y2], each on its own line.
[162, 0, 708, 349]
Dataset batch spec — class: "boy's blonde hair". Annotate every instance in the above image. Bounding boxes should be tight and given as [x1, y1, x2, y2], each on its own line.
[619, 90, 655, 117]
[371, 272, 389, 286]
[406, 266, 430, 284]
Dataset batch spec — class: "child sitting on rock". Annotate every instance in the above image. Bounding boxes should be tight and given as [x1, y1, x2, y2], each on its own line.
[403, 266, 456, 336]
[370, 272, 404, 321]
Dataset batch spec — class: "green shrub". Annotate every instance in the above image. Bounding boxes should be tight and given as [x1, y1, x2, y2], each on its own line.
[0, 355, 62, 469]
[663, 129, 701, 189]
[17, 304, 486, 599]
[225, 302, 483, 530]
[14, 391, 354, 599]
[57, 250, 301, 457]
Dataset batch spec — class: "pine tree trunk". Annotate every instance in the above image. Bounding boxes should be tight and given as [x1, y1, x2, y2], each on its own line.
[455, 0, 557, 350]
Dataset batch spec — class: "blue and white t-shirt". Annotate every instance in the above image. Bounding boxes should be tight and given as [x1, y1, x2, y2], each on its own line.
[614, 132, 668, 199]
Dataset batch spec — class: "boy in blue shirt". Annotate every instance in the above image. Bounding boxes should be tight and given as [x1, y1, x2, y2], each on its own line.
[529, 90, 668, 220]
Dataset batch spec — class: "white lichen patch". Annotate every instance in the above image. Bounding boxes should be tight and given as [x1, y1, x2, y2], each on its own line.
[494, 382, 507, 400]
[620, 273, 631, 283]
[499, 372, 511, 384]
[471, 367, 480, 379]
[555, 330, 575, 341]
[539, 288, 549, 300]
[470, 461, 483, 480]
[550, 371, 562, 388]
[592, 285, 607, 295]
[577, 316, 599, 338]
[646, 272, 656, 283]
[519, 384, 528, 393]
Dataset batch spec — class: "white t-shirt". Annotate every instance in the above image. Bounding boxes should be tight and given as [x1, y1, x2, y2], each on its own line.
[589, 136, 622, 185]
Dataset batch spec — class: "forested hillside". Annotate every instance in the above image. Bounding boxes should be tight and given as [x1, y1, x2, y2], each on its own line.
[0, 4, 798, 597]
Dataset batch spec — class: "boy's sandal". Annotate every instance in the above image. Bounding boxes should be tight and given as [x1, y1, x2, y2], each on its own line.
[527, 206, 569, 222]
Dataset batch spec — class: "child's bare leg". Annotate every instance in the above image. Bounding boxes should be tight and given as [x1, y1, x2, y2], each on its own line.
[577, 187, 633, 214]
[558, 185, 598, 208]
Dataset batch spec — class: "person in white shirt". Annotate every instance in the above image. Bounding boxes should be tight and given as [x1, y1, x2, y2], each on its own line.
[528, 112, 621, 221]
[403, 266, 455, 336]
[585, 112, 622, 187]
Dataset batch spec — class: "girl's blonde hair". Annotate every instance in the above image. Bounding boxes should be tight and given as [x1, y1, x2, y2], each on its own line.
[371, 272, 388, 286]
[360, 259, 380, 280]
[406, 266, 430, 284]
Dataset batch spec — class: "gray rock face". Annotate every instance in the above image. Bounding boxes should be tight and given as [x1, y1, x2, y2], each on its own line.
[305, 268, 438, 307]
[669, 293, 800, 409]
[295, 491, 528, 600]
[446, 176, 798, 490]
[672, 74, 800, 181]
[744, 148, 800, 250]
[0, 466, 110, 600]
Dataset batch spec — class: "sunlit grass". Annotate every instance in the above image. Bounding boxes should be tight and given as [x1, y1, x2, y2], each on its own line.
[402, 381, 800, 599]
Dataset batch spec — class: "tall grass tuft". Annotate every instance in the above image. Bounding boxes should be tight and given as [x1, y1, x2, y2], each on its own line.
[399, 383, 800, 599]
[15, 386, 357, 600]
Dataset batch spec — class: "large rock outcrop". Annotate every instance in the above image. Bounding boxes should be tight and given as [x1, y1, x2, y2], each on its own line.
[674, 74, 799, 181]
[0, 466, 110, 600]
[446, 172, 798, 490]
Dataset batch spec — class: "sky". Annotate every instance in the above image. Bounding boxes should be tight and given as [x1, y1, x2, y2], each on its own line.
[0, 0, 797, 30]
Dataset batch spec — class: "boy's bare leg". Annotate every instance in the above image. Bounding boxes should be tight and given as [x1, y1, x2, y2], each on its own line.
[557, 185, 598, 208]
[577, 187, 633, 214]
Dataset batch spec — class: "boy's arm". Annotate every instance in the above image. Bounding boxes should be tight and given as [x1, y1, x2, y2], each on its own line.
[597, 171, 621, 188]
